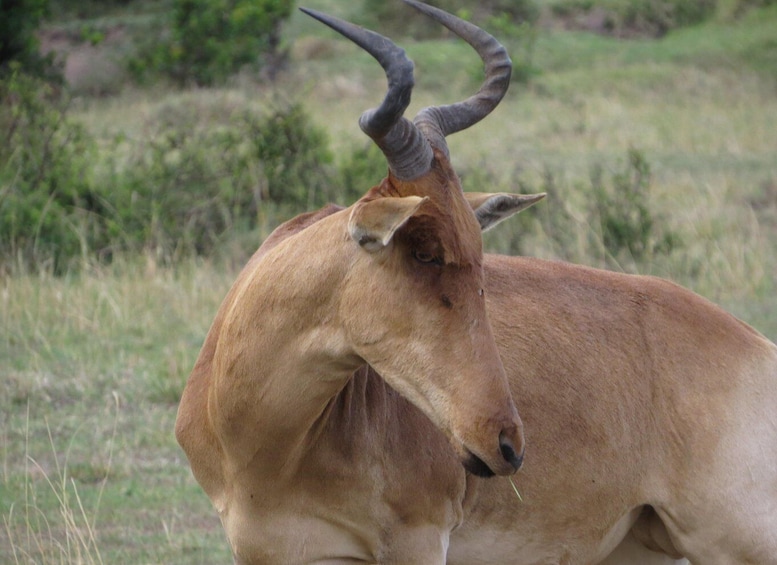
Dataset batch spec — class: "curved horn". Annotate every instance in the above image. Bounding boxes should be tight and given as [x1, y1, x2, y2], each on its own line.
[300, 7, 433, 180]
[405, 0, 513, 154]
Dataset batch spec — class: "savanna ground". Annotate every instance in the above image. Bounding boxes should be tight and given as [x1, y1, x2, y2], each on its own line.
[2, 0, 777, 562]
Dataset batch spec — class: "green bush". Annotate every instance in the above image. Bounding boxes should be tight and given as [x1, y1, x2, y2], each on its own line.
[0, 83, 350, 270]
[48, 0, 135, 19]
[333, 142, 386, 206]
[590, 148, 680, 265]
[0, 0, 57, 78]
[621, 0, 717, 35]
[101, 100, 335, 261]
[145, 0, 294, 86]
[245, 103, 334, 208]
[481, 13, 540, 83]
[549, 0, 717, 37]
[514, 149, 681, 271]
[0, 72, 409, 270]
[0, 67, 102, 273]
[476, 0, 540, 24]
[362, 0, 538, 39]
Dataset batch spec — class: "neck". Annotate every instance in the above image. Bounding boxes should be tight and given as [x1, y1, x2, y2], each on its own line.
[209, 210, 362, 471]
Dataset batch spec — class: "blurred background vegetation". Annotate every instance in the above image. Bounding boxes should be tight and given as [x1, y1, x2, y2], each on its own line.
[1, 0, 776, 562]
[1, 0, 775, 274]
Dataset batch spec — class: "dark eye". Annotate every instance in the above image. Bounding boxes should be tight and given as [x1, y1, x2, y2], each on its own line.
[413, 249, 440, 265]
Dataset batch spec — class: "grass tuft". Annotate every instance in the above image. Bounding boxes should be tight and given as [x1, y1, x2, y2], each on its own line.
[2, 401, 114, 565]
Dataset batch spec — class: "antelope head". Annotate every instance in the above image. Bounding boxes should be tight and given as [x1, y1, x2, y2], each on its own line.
[303, 1, 537, 477]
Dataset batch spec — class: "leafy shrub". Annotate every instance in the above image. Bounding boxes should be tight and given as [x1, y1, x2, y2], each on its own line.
[475, 0, 540, 24]
[514, 148, 681, 271]
[0, 71, 406, 271]
[590, 148, 679, 265]
[48, 0, 135, 19]
[101, 100, 335, 261]
[335, 142, 387, 206]
[481, 13, 540, 83]
[0, 0, 57, 78]
[550, 0, 717, 37]
[0, 67, 102, 273]
[362, 0, 538, 39]
[244, 103, 334, 208]
[0, 82, 349, 270]
[621, 0, 717, 36]
[735, 0, 777, 9]
[137, 0, 294, 86]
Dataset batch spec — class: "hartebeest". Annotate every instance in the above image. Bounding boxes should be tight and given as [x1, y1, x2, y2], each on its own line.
[175, 1, 777, 564]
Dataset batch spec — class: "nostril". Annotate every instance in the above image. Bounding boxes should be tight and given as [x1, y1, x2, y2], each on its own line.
[499, 431, 524, 472]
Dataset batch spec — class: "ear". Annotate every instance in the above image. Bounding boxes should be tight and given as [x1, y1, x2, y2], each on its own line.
[348, 196, 429, 252]
[464, 192, 546, 232]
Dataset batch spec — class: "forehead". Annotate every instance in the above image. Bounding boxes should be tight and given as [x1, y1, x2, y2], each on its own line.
[390, 161, 484, 268]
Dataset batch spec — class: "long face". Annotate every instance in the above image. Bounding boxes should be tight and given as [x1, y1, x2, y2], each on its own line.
[340, 159, 525, 477]
[303, 1, 526, 476]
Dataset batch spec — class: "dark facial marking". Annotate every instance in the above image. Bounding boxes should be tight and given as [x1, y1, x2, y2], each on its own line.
[441, 294, 453, 309]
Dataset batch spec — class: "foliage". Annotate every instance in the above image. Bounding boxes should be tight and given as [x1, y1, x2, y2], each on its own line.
[47, 0, 134, 19]
[549, 0, 718, 37]
[136, 0, 294, 86]
[362, 0, 539, 39]
[0, 0, 57, 78]
[335, 142, 387, 206]
[520, 149, 681, 272]
[719, 0, 777, 18]
[460, 0, 540, 25]
[0, 83, 346, 270]
[245, 103, 335, 207]
[590, 148, 680, 264]
[0, 66, 101, 273]
[100, 100, 334, 262]
[0, 68, 420, 271]
[482, 13, 540, 83]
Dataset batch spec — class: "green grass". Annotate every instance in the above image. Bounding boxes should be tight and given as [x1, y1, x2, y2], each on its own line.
[3, 2, 777, 562]
[0, 259, 234, 563]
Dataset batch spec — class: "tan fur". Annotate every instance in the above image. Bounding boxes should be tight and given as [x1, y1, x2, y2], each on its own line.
[176, 158, 527, 563]
[450, 256, 777, 564]
[177, 187, 777, 563]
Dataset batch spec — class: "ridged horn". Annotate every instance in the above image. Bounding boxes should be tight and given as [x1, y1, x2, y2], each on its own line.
[405, 0, 513, 155]
[299, 7, 434, 180]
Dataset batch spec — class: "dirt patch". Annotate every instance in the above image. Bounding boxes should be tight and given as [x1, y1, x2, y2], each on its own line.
[39, 26, 128, 95]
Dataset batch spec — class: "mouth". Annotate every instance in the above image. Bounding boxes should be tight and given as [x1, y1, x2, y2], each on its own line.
[462, 449, 497, 478]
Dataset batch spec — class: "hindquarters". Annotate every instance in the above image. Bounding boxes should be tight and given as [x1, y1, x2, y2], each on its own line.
[637, 346, 777, 564]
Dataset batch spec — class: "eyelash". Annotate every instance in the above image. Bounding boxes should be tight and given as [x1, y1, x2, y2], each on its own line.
[413, 249, 442, 265]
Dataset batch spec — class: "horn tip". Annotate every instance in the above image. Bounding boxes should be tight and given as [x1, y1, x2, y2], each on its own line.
[298, 6, 325, 22]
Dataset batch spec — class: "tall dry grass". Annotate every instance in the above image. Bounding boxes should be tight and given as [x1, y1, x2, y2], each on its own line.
[1, 257, 235, 563]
